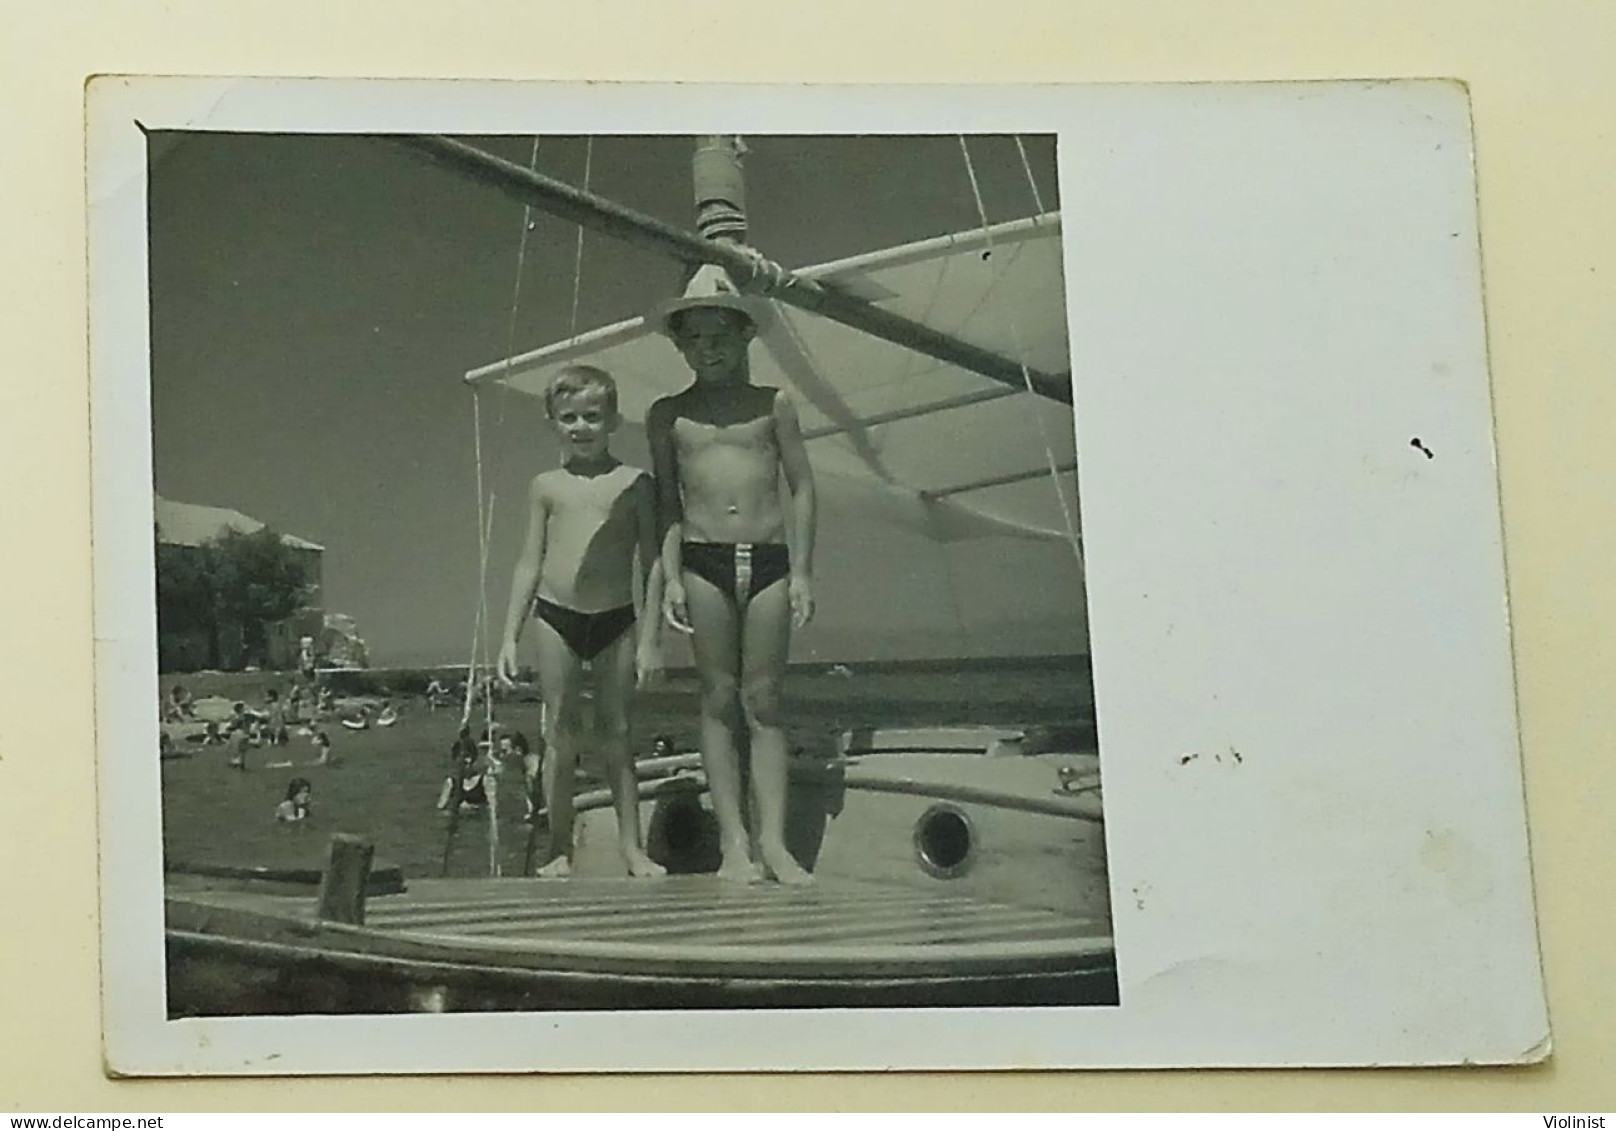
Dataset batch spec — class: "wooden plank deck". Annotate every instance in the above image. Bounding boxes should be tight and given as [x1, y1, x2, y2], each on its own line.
[178, 875, 1111, 974]
[167, 875, 1117, 1013]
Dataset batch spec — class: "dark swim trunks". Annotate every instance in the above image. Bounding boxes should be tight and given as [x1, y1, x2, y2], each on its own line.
[454, 773, 489, 808]
[532, 596, 636, 661]
[680, 541, 791, 607]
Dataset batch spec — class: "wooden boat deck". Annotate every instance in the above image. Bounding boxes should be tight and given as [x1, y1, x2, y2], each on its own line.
[167, 874, 1117, 1012]
[177, 875, 1109, 972]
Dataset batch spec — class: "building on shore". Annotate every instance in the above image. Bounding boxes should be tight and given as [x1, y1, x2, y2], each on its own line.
[155, 495, 325, 672]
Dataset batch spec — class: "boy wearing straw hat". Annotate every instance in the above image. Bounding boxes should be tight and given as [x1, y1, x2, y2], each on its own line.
[646, 262, 818, 885]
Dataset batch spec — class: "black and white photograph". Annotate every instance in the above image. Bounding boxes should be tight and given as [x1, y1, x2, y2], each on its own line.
[146, 127, 1112, 1016]
[90, 79, 1547, 1075]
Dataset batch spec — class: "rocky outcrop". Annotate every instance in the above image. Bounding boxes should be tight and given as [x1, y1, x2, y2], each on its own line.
[321, 612, 370, 669]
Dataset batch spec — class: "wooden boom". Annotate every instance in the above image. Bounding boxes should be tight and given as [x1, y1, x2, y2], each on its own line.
[390, 134, 1073, 405]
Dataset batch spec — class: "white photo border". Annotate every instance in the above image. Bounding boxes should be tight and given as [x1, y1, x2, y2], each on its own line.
[90, 76, 1548, 1075]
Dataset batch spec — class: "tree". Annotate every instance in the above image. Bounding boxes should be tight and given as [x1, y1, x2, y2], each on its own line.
[209, 527, 311, 668]
[155, 525, 217, 670]
[154, 523, 311, 671]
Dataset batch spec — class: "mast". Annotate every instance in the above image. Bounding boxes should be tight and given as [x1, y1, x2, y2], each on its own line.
[692, 135, 749, 244]
[392, 135, 1072, 405]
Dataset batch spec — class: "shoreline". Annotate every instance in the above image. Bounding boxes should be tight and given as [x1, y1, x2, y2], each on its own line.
[162, 652, 1093, 685]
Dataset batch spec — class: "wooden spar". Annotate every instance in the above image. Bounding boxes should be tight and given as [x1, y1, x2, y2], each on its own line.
[568, 762, 1104, 823]
[800, 386, 1021, 442]
[390, 134, 1073, 405]
[923, 460, 1079, 500]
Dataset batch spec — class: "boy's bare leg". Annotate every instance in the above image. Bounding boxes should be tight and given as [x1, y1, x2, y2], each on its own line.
[534, 622, 582, 878]
[684, 571, 761, 883]
[742, 581, 811, 885]
[536, 740, 566, 871]
[595, 630, 665, 877]
[523, 754, 542, 819]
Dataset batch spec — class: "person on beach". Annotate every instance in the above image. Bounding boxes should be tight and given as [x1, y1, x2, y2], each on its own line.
[436, 745, 492, 812]
[375, 699, 400, 727]
[264, 688, 290, 746]
[311, 730, 333, 765]
[496, 365, 667, 879]
[424, 677, 449, 712]
[645, 263, 818, 885]
[499, 730, 544, 823]
[275, 778, 312, 823]
[164, 684, 195, 722]
[227, 701, 253, 736]
[228, 724, 255, 771]
[297, 636, 318, 684]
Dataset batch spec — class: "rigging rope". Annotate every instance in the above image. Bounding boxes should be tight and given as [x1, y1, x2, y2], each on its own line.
[1013, 135, 1050, 215]
[475, 479, 500, 874]
[474, 137, 545, 742]
[475, 154, 551, 851]
[467, 373, 506, 872]
[465, 136, 553, 874]
[502, 138, 544, 389]
[956, 135, 1084, 567]
[568, 137, 594, 337]
[464, 394, 499, 726]
[473, 135, 592, 875]
[463, 393, 501, 875]
[495, 138, 544, 437]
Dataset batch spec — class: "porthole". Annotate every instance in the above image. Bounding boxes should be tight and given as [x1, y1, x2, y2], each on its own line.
[912, 803, 975, 879]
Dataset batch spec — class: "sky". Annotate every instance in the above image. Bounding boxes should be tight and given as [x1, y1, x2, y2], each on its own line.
[148, 131, 1088, 667]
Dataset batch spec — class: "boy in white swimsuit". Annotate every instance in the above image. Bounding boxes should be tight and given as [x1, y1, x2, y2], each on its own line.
[646, 264, 818, 885]
[497, 365, 665, 878]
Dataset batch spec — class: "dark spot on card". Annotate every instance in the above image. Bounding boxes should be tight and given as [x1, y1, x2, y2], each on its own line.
[1410, 437, 1434, 459]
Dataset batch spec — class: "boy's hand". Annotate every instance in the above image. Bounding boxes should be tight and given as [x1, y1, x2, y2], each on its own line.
[636, 643, 665, 689]
[789, 575, 815, 628]
[496, 639, 520, 687]
[663, 576, 694, 634]
[732, 243, 791, 293]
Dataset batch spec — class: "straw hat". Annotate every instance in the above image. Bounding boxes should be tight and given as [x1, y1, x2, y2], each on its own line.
[650, 261, 773, 338]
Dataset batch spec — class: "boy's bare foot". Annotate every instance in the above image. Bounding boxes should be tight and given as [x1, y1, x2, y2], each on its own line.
[536, 855, 572, 878]
[717, 852, 763, 884]
[624, 849, 667, 878]
[760, 845, 814, 886]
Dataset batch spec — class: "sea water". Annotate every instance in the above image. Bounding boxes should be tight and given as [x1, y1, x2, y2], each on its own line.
[160, 655, 1097, 881]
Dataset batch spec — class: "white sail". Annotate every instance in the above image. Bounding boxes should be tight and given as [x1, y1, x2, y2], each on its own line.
[467, 214, 1079, 543]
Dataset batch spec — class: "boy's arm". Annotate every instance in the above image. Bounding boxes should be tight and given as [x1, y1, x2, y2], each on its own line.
[646, 399, 692, 632]
[632, 474, 666, 684]
[775, 390, 817, 626]
[497, 476, 549, 680]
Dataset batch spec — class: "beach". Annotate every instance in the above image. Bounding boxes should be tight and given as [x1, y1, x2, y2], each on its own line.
[160, 655, 1097, 881]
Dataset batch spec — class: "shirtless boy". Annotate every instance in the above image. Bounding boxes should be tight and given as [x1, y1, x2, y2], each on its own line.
[646, 266, 817, 885]
[497, 365, 665, 879]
